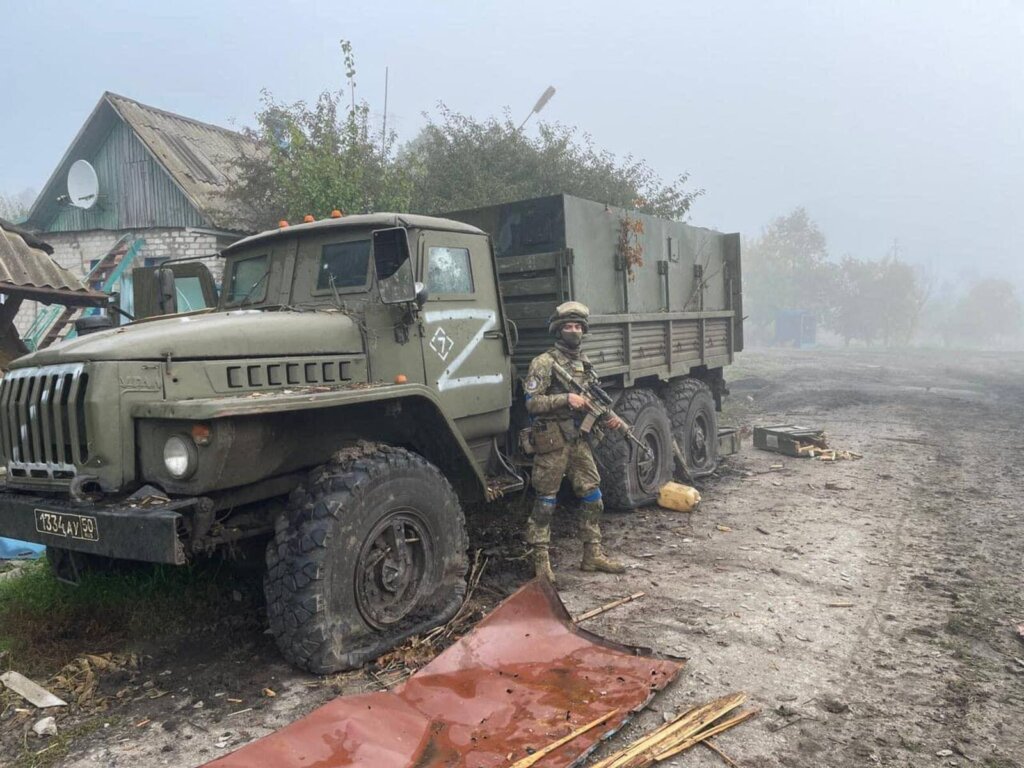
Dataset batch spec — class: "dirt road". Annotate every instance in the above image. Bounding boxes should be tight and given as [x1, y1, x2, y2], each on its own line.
[3, 347, 1023, 767]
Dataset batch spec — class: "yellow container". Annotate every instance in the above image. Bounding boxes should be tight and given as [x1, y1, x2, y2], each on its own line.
[657, 482, 701, 512]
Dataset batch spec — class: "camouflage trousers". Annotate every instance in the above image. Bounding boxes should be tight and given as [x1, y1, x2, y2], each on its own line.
[527, 437, 604, 545]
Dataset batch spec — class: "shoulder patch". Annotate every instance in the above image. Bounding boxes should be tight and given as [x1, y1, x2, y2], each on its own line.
[524, 375, 541, 393]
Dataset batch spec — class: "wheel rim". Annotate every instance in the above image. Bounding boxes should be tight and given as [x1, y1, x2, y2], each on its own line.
[634, 427, 665, 494]
[355, 510, 432, 630]
[690, 413, 710, 467]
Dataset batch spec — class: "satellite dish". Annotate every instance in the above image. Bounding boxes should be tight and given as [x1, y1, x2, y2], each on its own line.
[67, 160, 99, 209]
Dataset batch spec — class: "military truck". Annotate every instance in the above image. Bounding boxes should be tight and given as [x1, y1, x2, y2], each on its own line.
[0, 194, 741, 673]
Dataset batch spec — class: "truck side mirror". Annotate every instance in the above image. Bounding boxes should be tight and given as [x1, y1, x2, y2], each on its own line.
[373, 227, 416, 304]
[414, 282, 429, 307]
[157, 267, 178, 316]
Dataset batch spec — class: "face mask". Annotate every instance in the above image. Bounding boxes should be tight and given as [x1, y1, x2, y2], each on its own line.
[560, 329, 583, 348]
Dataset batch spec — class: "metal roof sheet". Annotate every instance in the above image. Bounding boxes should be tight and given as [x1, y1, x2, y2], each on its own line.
[0, 220, 106, 305]
[204, 579, 682, 768]
[105, 93, 257, 232]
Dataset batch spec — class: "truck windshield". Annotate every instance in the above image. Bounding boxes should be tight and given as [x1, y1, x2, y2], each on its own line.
[227, 254, 269, 304]
[318, 240, 371, 290]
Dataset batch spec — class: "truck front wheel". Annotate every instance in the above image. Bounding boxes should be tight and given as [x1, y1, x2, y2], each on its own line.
[593, 387, 674, 509]
[264, 443, 468, 673]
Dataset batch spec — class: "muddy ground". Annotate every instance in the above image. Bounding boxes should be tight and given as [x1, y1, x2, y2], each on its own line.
[2, 347, 1023, 767]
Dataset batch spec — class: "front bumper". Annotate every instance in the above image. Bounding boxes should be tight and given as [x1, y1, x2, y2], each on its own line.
[0, 486, 195, 564]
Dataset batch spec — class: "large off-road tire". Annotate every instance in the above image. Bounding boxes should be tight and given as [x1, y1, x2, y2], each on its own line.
[663, 377, 719, 479]
[264, 443, 468, 673]
[593, 387, 674, 510]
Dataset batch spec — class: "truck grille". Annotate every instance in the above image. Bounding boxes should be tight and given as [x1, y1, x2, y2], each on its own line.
[0, 364, 90, 479]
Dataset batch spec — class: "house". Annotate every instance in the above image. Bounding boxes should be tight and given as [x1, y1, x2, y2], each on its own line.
[18, 92, 258, 332]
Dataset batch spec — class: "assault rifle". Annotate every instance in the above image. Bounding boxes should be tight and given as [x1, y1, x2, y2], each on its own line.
[549, 361, 653, 459]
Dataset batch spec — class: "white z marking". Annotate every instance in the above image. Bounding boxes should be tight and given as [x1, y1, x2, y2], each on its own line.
[423, 309, 505, 392]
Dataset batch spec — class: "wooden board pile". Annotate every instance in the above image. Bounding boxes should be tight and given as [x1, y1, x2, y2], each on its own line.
[590, 692, 757, 768]
[796, 442, 862, 461]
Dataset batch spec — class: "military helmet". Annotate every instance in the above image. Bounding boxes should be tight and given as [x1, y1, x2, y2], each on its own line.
[548, 300, 590, 334]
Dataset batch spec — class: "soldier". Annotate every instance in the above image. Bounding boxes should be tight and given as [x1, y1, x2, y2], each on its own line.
[523, 301, 626, 583]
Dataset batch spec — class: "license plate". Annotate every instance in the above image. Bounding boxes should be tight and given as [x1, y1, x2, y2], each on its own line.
[34, 509, 99, 542]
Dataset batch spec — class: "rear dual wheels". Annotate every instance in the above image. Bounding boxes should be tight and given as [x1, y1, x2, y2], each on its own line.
[592, 378, 719, 510]
[264, 443, 467, 673]
[664, 378, 719, 479]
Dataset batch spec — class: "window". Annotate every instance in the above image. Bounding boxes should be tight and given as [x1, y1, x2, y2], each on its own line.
[227, 254, 269, 304]
[427, 246, 474, 295]
[175, 276, 208, 311]
[318, 240, 371, 290]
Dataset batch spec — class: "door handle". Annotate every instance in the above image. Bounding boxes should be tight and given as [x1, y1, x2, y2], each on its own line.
[483, 330, 503, 339]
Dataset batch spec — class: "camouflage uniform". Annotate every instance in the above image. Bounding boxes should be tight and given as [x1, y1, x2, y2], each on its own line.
[523, 302, 624, 582]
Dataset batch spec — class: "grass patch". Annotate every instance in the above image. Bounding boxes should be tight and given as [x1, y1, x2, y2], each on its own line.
[9, 716, 110, 768]
[0, 556, 262, 674]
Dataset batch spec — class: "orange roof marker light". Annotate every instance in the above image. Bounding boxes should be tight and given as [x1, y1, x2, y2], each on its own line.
[394, 374, 407, 384]
[330, 209, 343, 218]
[303, 214, 315, 223]
[278, 220, 289, 228]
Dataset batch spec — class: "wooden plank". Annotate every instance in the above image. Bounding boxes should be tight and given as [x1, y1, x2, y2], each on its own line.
[499, 276, 561, 297]
[0, 671, 68, 708]
[591, 310, 735, 324]
[38, 307, 78, 349]
[508, 709, 620, 768]
[496, 251, 562, 274]
[505, 301, 556, 321]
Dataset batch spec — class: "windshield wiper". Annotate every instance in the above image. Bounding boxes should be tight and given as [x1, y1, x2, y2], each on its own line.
[236, 270, 271, 308]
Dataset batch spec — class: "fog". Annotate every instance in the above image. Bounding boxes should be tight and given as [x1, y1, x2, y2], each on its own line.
[3, 1, 1021, 309]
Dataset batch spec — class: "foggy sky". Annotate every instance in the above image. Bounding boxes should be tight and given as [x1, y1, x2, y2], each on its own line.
[3, 1, 1021, 290]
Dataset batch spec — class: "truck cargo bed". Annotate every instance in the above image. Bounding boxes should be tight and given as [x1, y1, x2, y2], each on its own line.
[446, 194, 743, 384]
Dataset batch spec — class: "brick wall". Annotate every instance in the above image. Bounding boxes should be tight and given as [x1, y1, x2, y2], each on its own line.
[15, 227, 240, 336]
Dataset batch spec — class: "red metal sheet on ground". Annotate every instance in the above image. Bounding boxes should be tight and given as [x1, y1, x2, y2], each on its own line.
[204, 579, 683, 768]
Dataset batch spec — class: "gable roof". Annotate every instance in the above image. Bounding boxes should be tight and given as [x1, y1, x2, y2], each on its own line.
[27, 92, 258, 233]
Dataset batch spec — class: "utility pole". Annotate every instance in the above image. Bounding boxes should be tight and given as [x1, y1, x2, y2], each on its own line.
[381, 67, 389, 160]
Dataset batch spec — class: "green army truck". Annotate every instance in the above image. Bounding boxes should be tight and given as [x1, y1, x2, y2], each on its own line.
[0, 193, 742, 672]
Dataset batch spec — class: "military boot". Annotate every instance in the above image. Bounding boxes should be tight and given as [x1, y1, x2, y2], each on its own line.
[577, 497, 625, 573]
[532, 544, 557, 584]
[580, 542, 625, 574]
[526, 497, 557, 584]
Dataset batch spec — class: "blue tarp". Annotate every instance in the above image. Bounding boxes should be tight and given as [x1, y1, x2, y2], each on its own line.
[0, 537, 44, 560]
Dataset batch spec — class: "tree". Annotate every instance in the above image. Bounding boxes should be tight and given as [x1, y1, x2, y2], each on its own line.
[742, 208, 836, 338]
[400, 106, 701, 219]
[0, 190, 33, 223]
[829, 254, 928, 346]
[228, 41, 702, 230]
[229, 41, 411, 230]
[947, 279, 1022, 346]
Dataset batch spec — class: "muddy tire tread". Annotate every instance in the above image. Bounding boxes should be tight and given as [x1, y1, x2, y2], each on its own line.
[264, 443, 467, 673]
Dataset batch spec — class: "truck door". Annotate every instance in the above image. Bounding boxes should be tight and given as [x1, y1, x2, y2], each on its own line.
[418, 232, 511, 427]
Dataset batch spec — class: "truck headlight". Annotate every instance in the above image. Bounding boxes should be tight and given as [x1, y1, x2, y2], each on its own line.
[163, 435, 198, 479]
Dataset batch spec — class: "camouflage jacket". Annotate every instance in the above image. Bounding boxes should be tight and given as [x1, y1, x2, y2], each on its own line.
[523, 345, 596, 424]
